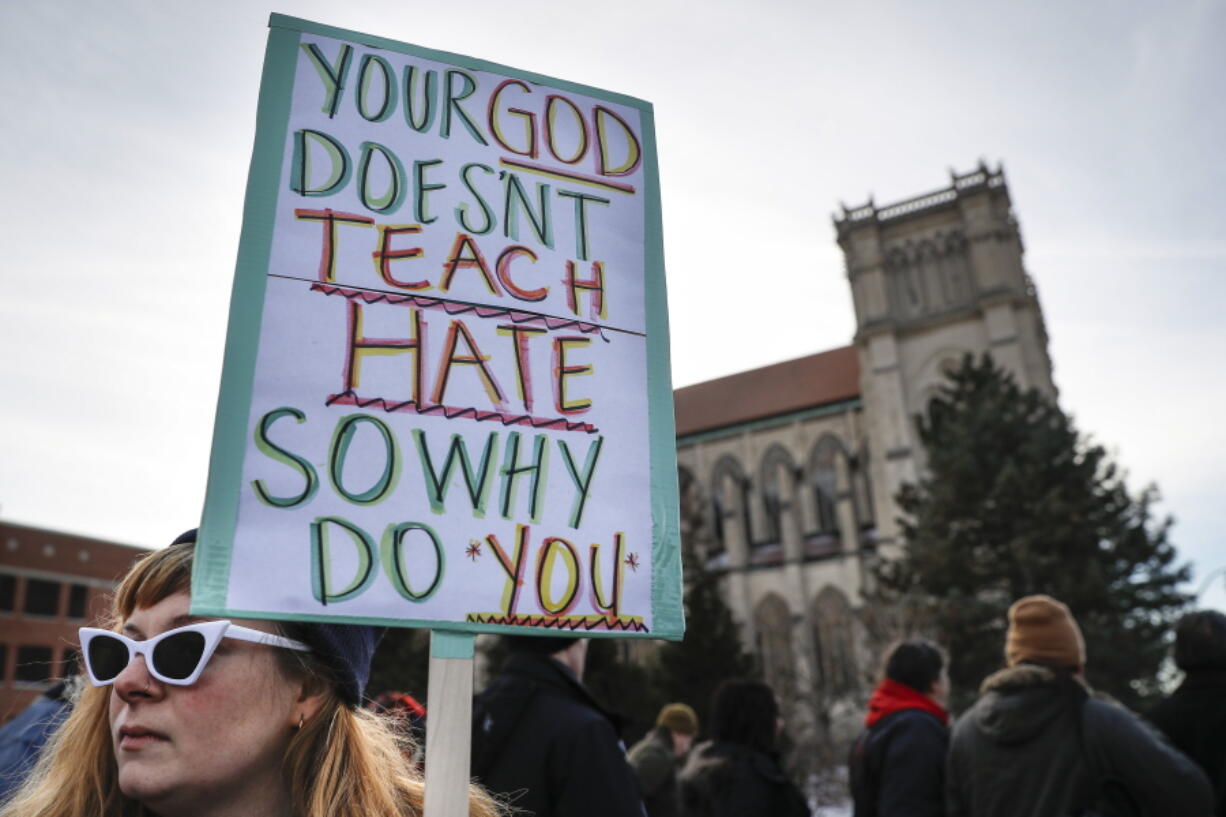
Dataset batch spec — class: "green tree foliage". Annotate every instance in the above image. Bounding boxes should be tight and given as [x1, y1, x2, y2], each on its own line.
[650, 558, 757, 735]
[571, 532, 759, 744]
[878, 354, 1190, 709]
[584, 639, 657, 741]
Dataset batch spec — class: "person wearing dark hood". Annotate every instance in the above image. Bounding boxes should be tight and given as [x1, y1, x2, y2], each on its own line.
[849, 639, 949, 817]
[1149, 609, 1226, 815]
[678, 679, 809, 817]
[946, 594, 1212, 817]
[471, 635, 645, 817]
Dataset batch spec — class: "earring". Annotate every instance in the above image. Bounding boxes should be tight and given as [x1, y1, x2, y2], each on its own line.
[298, 714, 306, 731]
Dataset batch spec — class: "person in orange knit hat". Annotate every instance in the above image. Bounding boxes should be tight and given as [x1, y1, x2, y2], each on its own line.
[627, 703, 699, 817]
[946, 594, 1211, 817]
[1004, 594, 1086, 669]
[848, 638, 949, 817]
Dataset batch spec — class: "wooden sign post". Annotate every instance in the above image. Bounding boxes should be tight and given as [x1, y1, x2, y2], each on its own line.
[424, 632, 475, 817]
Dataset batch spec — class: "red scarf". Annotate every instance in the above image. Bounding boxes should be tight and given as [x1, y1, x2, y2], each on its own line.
[864, 678, 949, 727]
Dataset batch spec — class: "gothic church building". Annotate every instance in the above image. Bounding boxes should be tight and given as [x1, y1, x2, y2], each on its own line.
[672, 161, 1057, 758]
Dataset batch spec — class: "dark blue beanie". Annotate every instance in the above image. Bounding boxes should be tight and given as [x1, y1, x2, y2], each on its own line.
[172, 529, 381, 707]
[288, 620, 381, 707]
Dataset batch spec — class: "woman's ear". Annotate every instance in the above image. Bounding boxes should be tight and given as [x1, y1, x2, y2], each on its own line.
[290, 678, 329, 729]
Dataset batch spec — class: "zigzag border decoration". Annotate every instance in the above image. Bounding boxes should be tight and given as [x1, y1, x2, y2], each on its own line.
[311, 282, 611, 338]
[325, 390, 600, 434]
[465, 612, 649, 632]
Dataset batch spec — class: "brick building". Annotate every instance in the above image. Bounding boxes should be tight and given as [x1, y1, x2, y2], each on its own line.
[0, 521, 147, 720]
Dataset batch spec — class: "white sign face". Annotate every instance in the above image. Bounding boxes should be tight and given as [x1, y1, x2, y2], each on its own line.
[194, 16, 682, 639]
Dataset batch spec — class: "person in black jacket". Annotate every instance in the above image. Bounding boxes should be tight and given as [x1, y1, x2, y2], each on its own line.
[848, 639, 949, 817]
[1149, 609, 1226, 815]
[678, 679, 809, 817]
[946, 594, 1212, 817]
[472, 635, 645, 817]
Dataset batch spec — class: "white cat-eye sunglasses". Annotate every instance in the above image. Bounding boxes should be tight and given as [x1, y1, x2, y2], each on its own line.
[79, 620, 310, 687]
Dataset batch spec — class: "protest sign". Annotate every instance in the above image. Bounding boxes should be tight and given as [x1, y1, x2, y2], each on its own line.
[192, 15, 682, 640]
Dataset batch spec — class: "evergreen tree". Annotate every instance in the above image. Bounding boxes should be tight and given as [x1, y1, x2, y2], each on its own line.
[650, 551, 757, 733]
[584, 638, 657, 741]
[878, 354, 1190, 709]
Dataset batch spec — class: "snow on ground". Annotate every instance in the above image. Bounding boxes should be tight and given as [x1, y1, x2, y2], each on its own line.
[807, 768, 853, 816]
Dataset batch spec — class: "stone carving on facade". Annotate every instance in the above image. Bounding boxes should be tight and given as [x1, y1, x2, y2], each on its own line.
[884, 230, 974, 323]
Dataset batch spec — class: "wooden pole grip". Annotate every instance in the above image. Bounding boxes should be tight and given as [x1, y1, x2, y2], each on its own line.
[423, 631, 476, 817]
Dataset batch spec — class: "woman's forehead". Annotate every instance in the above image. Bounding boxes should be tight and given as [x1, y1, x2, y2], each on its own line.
[128, 591, 261, 623]
[122, 591, 195, 636]
[123, 593, 282, 641]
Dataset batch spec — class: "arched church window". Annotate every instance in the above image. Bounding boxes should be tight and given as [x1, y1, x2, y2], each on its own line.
[678, 467, 699, 537]
[808, 436, 843, 539]
[885, 246, 924, 321]
[754, 594, 796, 702]
[739, 477, 754, 546]
[941, 231, 971, 305]
[917, 239, 941, 309]
[761, 479, 781, 545]
[678, 466, 709, 565]
[758, 445, 796, 548]
[815, 476, 837, 535]
[710, 491, 726, 554]
[902, 267, 924, 314]
[709, 455, 749, 561]
[852, 444, 876, 531]
[812, 586, 859, 698]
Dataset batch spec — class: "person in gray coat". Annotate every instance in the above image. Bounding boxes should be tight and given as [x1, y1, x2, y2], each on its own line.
[946, 595, 1212, 817]
[627, 703, 698, 817]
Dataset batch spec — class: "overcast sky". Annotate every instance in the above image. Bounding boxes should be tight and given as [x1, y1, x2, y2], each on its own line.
[2, 0, 1223, 611]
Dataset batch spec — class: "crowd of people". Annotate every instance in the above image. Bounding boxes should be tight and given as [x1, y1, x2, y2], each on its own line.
[470, 634, 807, 817]
[0, 532, 1223, 817]
[850, 595, 1225, 817]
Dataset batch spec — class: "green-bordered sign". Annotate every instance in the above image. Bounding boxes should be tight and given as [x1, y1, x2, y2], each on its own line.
[192, 15, 682, 640]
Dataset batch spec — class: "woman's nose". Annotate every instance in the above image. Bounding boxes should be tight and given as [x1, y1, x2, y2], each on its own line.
[113, 654, 164, 703]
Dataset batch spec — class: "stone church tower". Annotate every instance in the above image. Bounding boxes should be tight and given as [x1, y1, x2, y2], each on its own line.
[835, 160, 1056, 550]
[671, 161, 1057, 773]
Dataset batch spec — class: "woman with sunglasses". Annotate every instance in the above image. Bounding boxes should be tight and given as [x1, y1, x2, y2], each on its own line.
[0, 531, 502, 817]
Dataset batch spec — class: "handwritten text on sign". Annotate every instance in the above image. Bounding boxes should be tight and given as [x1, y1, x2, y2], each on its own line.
[219, 28, 658, 634]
